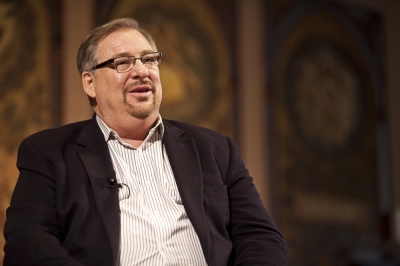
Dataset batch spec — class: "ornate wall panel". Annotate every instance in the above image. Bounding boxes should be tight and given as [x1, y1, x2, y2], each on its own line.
[267, 1, 387, 265]
[95, 0, 235, 137]
[0, 0, 61, 260]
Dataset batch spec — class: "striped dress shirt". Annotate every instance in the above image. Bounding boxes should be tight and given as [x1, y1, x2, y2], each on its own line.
[96, 116, 207, 266]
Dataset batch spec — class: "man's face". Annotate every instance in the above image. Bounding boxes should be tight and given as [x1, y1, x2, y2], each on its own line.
[83, 29, 162, 122]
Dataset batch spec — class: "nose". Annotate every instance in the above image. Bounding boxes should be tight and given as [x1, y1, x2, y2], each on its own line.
[129, 59, 149, 79]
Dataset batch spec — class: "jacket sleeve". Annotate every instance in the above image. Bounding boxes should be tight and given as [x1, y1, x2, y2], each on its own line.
[3, 138, 83, 266]
[223, 136, 289, 266]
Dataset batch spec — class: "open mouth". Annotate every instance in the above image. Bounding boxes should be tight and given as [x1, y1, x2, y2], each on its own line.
[130, 86, 151, 93]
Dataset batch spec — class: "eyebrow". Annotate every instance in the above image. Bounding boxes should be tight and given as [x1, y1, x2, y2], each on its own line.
[111, 50, 156, 58]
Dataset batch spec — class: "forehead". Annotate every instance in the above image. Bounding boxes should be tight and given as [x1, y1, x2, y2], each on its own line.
[96, 29, 154, 59]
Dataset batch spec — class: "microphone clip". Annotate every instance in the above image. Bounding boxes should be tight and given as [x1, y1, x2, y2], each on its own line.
[108, 177, 123, 188]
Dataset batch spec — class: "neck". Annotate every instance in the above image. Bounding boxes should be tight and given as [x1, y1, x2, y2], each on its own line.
[96, 111, 159, 146]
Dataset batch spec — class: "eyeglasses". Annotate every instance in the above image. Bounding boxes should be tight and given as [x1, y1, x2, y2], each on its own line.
[91, 52, 162, 73]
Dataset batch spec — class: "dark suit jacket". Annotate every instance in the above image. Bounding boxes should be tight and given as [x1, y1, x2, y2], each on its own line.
[3, 116, 288, 265]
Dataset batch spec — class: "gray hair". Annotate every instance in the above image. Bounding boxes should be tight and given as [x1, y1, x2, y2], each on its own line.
[76, 18, 157, 75]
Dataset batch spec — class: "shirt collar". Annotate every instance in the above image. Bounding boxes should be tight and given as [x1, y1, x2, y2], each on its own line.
[96, 115, 164, 143]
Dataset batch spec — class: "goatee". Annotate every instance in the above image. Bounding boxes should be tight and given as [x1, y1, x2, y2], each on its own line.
[123, 81, 157, 119]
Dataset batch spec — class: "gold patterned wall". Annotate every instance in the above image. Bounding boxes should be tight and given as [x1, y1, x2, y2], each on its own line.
[268, 1, 387, 265]
[0, 0, 60, 261]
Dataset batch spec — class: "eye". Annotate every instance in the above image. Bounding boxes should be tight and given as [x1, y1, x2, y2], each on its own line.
[114, 57, 132, 66]
[142, 55, 157, 63]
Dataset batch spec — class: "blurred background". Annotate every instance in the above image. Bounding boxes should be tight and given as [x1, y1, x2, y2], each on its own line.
[1, 0, 400, 265]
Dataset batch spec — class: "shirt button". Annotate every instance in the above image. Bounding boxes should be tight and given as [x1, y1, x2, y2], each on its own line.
[162, 244, 167, 250]
[154, 211, 160, 216]
[145, 180, 151, 186]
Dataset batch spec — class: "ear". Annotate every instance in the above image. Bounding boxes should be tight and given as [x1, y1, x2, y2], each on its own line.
[82, 71, 96, 98]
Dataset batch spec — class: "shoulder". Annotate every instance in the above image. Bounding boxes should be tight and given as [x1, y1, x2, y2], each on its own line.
[22, 119, 93, 147]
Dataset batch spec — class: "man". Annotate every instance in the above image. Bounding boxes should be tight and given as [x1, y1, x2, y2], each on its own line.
[3, 18, 288, 265]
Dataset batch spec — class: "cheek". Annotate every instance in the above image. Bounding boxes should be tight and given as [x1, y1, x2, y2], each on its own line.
[158, 84, 162, 100]
[149, 69, 161, 84]
[94, 74, 126, 99]
[113, 73, 130, 86]
[99, 73, 128, 90]
[152, 72, 162, 99]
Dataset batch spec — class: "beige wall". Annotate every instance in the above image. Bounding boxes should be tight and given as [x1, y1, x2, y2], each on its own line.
[62, 0, 93, 124]
[236, 0, 271, 208]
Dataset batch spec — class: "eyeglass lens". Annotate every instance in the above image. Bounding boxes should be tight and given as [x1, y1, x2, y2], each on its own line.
[114, 52, 161, 72]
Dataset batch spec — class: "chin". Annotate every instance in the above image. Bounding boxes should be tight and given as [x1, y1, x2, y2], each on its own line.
[128, 108, 157, 120]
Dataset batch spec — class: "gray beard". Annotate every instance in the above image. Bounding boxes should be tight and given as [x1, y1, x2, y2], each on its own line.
[124, 96, 156, 119]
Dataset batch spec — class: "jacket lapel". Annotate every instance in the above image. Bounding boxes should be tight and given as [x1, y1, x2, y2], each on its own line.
[76, 116, 120, 264]
[162, 121, 210, 262]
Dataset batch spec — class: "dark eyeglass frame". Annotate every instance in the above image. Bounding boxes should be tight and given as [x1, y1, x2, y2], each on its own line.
[90, 52, 162, 72]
